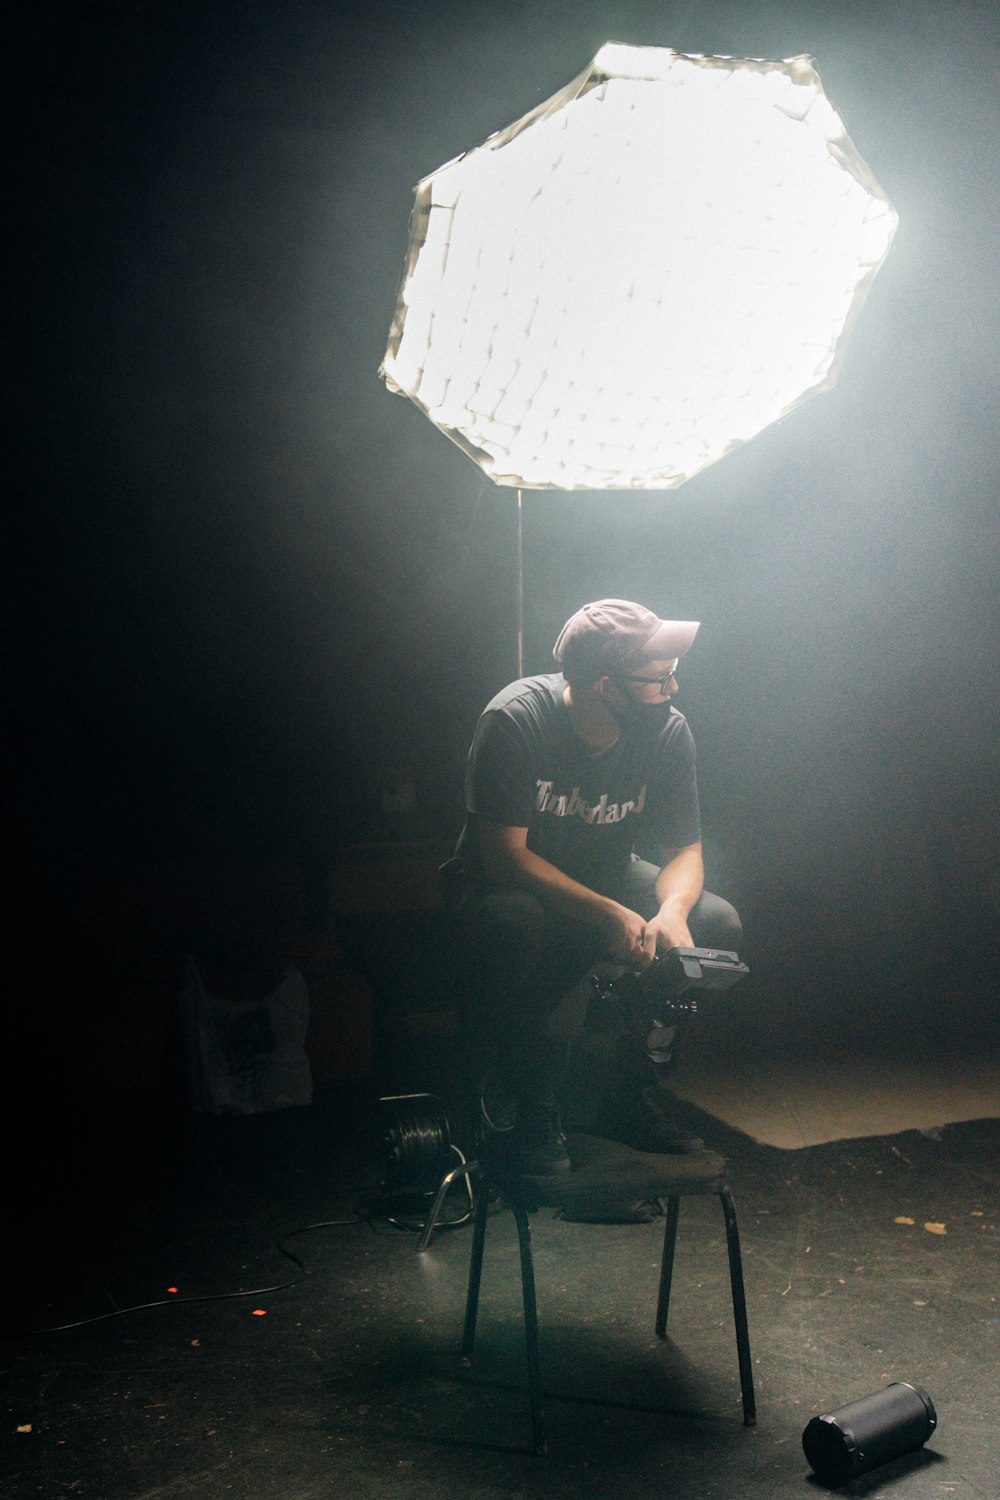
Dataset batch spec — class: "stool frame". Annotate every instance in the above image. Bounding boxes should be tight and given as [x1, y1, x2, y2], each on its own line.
[456, 1164, 756, 1456]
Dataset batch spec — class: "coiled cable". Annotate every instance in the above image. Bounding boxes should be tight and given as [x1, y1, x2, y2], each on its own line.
[377, 1093, 473, 1232]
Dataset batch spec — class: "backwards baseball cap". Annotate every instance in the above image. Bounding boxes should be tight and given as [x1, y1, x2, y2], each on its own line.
[553, 599, 700, 683]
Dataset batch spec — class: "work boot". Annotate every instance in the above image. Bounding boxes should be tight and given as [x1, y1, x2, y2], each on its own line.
[483, 1098, 571, 1179]
[602, 1079, 705, 1155]
[634, 1085, 705, 1154]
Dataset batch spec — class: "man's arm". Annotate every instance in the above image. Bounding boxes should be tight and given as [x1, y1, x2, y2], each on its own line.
[477, 820, 651, 964]
[641, 841, 705, 957]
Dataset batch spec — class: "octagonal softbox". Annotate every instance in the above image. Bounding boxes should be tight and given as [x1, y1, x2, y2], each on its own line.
[380, 44, 897, 491]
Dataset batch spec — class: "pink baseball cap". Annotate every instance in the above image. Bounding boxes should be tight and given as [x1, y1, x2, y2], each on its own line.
[553, 599, 700, 683]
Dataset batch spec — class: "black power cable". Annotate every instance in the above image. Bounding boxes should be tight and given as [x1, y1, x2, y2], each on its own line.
[7, 1093, 491, 1337]
[3, 1209, 374, 1339]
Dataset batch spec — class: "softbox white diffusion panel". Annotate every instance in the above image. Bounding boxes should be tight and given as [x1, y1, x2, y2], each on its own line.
[380, 44, 898, 492]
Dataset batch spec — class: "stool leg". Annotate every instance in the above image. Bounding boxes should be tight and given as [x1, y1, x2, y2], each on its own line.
[511, 1203, 546, 1457]
[461, 1183, 490, 1360]
[719, 1185, 756, 1426]
[655, 1194, 681, 1337]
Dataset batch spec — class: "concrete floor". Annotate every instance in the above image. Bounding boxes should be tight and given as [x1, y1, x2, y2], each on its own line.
[3, 1050, 998, 1500]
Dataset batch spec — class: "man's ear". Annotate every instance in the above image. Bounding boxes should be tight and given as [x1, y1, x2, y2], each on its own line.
[594, 675, 615, 700]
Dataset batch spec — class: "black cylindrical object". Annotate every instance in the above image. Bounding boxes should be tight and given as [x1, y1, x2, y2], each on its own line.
[379, 1093, 453, 1193]
[802, 1381, 937, 1487]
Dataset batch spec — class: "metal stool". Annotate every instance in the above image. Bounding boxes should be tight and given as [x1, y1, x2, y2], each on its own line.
[459, 1132, 755, 1455]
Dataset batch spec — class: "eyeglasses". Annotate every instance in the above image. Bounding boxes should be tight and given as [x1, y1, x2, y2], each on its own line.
[615, 664, 679, 693]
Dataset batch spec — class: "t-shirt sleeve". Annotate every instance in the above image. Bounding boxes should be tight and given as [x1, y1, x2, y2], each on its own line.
[464, 708, 538, 828]
[642, 718, 701, 853]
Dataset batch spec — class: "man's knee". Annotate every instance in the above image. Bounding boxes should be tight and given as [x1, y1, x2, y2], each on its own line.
[462, 888, 547, 976]
[689, 890, 742, 951]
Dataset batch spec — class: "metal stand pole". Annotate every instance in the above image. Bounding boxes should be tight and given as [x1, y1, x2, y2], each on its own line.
[516, 487, 524, 678]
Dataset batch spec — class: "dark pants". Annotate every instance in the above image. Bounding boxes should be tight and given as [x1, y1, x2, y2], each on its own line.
[444, 856, 742, 1109]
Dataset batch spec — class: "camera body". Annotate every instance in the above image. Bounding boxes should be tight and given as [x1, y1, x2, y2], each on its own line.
[586, 945, 749, 1062]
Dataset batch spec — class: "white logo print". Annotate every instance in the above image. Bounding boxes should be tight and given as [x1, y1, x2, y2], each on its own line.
[534, 780, 646, 826]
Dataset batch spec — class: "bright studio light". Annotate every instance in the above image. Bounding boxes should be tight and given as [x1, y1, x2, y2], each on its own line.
[380, 44, 898, 491]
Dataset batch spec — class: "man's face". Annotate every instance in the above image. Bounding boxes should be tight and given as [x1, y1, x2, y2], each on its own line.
[616, 657, 679, 701]
[599, 656, 680, 730]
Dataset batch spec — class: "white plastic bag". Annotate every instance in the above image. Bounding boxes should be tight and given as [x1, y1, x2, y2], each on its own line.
[179, 956, 312, 1115]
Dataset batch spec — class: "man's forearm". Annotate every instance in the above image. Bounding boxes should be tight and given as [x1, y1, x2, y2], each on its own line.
[477, 824, 701, 962]
[482, 839, 619, 929]
[654, 842, 704, 923]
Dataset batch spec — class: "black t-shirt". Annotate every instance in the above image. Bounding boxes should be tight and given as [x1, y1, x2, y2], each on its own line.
[455, 674, 701, 890]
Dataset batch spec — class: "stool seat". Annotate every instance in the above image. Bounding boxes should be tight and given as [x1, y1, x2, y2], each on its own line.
[488, 1132, 727, 1219]
[458, 1132, 755, 1454]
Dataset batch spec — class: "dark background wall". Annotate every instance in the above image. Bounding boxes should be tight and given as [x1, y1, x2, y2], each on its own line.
[9, 0, 999, 1070]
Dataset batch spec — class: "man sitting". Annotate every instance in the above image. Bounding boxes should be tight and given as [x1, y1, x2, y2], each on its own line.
[442, 599, 741, 1178]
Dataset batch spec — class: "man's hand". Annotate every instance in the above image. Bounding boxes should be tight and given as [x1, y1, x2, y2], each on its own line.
[597, 901, 656, 965]
[640, 909, 694, 960]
